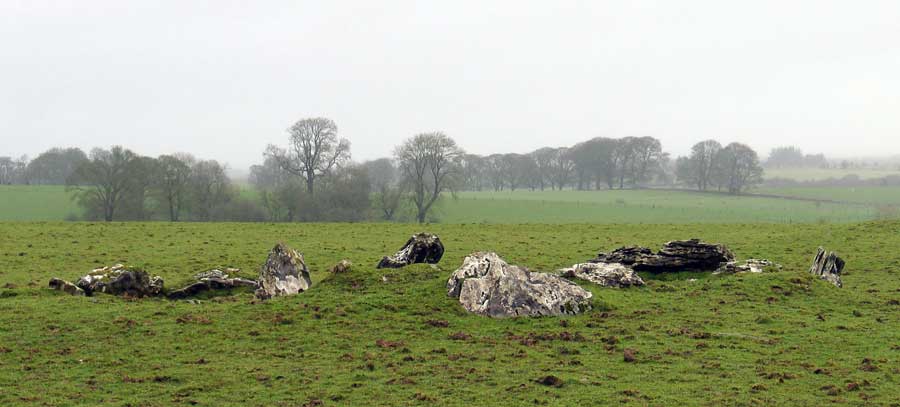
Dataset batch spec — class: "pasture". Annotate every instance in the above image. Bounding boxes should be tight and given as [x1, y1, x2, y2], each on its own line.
[764, 168, 900, 182]
[0, 186, 882, 224]
[1, 221, 898, 406]
[436, 190, 875, 224]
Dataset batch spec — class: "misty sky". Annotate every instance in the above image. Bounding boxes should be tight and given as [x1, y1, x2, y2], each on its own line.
[2, 1, 899, 171]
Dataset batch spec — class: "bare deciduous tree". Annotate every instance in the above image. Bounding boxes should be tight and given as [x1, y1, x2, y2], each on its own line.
[678, 140, 721, 191]
[361, 158, 405, 221]
[67, 146, 140, 221]
[395, 132, 464, 223]
[189, 160, 233, 221]
[719, 142, 763, 194]
[155, 155, 192, 221]
[265, 117, 350, 195]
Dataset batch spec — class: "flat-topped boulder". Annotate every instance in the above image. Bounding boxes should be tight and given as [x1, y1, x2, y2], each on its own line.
[377, 233, 444, 269]
[255, 243, 311, 300]
[558, 262, 644, 288]
[809, 247, 844, 288]
[448, 252, 593, 318]
[593, 239, 734, 273]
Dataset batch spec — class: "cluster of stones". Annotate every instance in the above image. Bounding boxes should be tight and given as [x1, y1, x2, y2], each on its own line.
[47, 233, 847, 318]
[49, 243, 313, 301]
[49, 264, 164, 298]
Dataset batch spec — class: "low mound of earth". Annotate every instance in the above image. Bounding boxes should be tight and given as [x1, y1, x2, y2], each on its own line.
[0, 221, 896, 406]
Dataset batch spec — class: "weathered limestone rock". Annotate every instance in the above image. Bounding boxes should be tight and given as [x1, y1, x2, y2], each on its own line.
[446, 252, 507, 298]
[255, 243, 311, 299]
[377, 233, 444, 269]
[75, 265, 164, 297]
[715, 259, 781, 274]
[448, 252, 593, 318]
[48, 278, 85, 296]
[558, 263, 645, 288]
[330, 259, 353, 274]
[167, 269, 258, 300]
[809, 247, 844, 288]
[593, 246, 655, 266]
[593, 239, 734, 273]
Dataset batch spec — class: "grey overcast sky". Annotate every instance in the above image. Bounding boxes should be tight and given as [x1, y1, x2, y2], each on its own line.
[2, 1, 899, 171]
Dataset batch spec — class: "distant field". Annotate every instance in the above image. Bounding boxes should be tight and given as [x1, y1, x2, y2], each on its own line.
[757, 186, 900, 206]
[434, 190, 874, 224]
[0, 185, 81, 221]
[0, 185, 881, 223]
[764, 167, 900, 181]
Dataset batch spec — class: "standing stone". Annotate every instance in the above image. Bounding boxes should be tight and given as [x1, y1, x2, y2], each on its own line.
[448, 252, 593, 318]
[377, 233, 444, 269]
[255, 243, 311, 299]
[558, 263, 645, 288]
[809, 247, 845, 288]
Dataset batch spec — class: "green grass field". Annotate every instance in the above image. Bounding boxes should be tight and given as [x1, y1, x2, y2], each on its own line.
[0, 185, 82, 221]
[757, 187, 900, 206]
[0, 221, 897, 406]
[1, 186, 880, 224]
[433, 190, 874, 224]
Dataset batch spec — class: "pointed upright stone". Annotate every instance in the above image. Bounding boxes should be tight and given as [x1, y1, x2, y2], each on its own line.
[255, 243, 311, 299]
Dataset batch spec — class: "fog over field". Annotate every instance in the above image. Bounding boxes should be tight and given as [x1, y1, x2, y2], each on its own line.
[3, 1, 900, 170]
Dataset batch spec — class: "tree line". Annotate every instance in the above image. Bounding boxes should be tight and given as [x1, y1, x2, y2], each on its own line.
[3, 117, 772, 223]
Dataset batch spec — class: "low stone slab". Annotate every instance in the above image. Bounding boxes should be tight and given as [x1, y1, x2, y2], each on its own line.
[48, 278, 85, 296]
[593, 239, 735, 273]
[558, 262, 645, 288]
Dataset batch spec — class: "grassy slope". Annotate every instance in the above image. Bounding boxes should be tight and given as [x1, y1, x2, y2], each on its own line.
[0, 222, 898, 406]
[436, 190, 873, 224]
[757, 187, 900, 206]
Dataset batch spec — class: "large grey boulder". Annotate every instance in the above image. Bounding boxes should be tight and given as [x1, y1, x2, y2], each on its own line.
[255, 243, 311, 299]
[377, 233, 444, 269]
[593, 239, 734, 273]
[558, 262, 644, 288]
[446, 251, 508, 298]
[75, 264, 164, 298]
[809, 247, 844, 288]
[448, 252, 593, 318]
